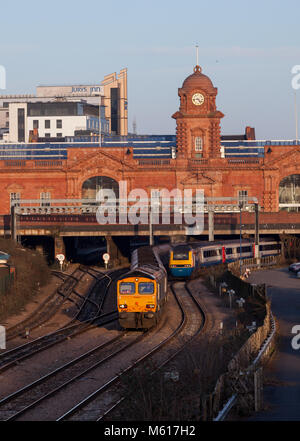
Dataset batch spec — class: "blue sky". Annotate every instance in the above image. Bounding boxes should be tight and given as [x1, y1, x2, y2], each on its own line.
[1, 0, 300, 139]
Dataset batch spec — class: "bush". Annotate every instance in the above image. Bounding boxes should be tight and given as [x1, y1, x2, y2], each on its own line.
[0, 239, 51, 321]
[117, 332, 247, 421]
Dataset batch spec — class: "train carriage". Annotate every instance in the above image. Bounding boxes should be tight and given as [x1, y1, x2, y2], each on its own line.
[117, 247, 168, 329]
[169, 238, 281, 277]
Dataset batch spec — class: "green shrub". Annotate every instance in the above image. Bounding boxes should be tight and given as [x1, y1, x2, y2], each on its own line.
[0, 239, 51, 321]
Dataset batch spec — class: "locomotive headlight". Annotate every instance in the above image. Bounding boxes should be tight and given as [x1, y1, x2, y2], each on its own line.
[146, 304, 155, 309]
[119, 304, 127, 309]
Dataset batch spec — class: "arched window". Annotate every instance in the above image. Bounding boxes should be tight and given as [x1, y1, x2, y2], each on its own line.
[279, 174, 300, 212]
[82, 176, 119, 200]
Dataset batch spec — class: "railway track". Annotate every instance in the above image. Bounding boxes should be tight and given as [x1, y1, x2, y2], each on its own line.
[5, 265, 88, 342]
[56, 280, 207, 421]
[0, 322, 139, 421]
[0, 268, 126, 373]
[0, 276, 207, 421]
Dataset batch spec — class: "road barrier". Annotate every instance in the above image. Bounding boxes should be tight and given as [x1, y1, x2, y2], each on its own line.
[228, 255, 283, 277]
[200, 267, 277, 421]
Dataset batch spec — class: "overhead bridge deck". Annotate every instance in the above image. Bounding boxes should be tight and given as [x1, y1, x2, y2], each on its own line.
[3, 211, 300, 237]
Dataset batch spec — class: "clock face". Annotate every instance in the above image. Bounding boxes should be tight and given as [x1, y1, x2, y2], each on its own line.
[192, 93, 205, 106]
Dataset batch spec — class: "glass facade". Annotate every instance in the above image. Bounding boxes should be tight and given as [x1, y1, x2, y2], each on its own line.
[17, 108, 25, 142]
[28, 102, 78, 116]
[110, 88, 119, 134]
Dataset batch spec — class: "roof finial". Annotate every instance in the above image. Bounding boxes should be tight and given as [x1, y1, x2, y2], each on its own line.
[194, 44, 202, 73]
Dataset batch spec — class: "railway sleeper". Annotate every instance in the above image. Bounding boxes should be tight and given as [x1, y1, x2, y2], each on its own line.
[119, 311, 158, 330]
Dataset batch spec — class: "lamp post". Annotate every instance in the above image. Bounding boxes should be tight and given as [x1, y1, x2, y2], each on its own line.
[254, 202, 260, 263]
[295, 91, 298, 143]
[149, 205, 153, 246]
[96, 93, 102, 147]
[99, 96, 102, 147]
[239, 201, 243, 276]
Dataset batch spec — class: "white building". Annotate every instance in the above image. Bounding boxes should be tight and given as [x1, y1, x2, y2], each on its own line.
[7, 101, 108, 143]
[0, 68, 128, 137]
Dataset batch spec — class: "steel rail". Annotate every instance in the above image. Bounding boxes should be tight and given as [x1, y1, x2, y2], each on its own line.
[1, 326, 133, 421]
[57, 284, 191, 421]
[151, 281, 207, 373]
[5, 265, 85, 341]
[0, 268, 129, 421]
[0, 268, 120, 372]
[98, 280, 207, 421]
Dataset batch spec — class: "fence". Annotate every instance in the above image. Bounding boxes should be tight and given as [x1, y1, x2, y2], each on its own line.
[200, 270, 276, 420]
[228, 254, 283, 277]
[0, 265, 15, 296]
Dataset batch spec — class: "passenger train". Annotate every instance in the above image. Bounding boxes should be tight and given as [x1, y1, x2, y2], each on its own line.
[169, 239, 282, 277]
[117, 246, 168, 329]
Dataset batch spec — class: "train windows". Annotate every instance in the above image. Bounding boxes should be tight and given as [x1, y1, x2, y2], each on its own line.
[203, 249, 218, 258]
[173, 250, 190, 260]
[242, 246, 251, 253]
[225, 248, 233, 255]
[119, 282, 135, 294]
[237, 246, 251, 253]
[138, 282, 154, 294]
[259, 243, 280, 251]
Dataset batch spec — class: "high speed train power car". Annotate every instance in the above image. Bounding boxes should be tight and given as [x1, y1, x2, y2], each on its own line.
[169, 244, 195, 277]
[117, 246, 168, 329]
[169, 238, 281, 278]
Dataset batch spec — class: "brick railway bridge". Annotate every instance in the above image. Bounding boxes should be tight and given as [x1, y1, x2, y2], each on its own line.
[3, 197, 299, 263]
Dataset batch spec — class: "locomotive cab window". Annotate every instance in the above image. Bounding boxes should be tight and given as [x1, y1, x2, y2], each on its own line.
[138, 282, 154, 294]
[173, 250, 190, 260]
[119, 282, 135, 294]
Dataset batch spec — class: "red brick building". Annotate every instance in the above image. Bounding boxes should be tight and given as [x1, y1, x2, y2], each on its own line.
[1, 64, 300, 218]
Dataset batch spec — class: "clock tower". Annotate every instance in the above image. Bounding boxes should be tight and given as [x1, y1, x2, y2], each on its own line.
[172, 65, 224, 160]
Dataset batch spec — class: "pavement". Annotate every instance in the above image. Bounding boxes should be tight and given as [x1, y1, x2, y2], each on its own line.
[245, 266, 300, 421]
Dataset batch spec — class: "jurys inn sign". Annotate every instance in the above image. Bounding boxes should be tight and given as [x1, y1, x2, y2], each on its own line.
[36, 84, 104, 98]
[71, 85, 104, 95]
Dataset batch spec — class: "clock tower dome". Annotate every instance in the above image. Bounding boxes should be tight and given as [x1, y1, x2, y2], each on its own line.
[172, 65, 224, 160]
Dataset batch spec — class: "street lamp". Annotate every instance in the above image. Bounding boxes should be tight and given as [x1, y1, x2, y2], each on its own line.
[96, 94, 102, 147]
[239, 201, 243, 276]
[99, 97, 102, 147]
[254, 202, 260, 262]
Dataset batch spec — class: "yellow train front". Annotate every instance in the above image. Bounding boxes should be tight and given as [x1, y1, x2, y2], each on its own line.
[169, 245, 195, 277]
[117, 266, 167, 329]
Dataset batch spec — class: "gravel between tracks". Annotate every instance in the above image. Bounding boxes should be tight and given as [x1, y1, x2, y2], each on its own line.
[1, 264, 79, 331]
[10, 289, 183, 421]
[0, 265, 98, 350]
[0, 273, 236, 421]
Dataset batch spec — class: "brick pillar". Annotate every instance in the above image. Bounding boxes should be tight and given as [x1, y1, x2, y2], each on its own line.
[54, 236, 65, 259]
[106, 236, 128, 266]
